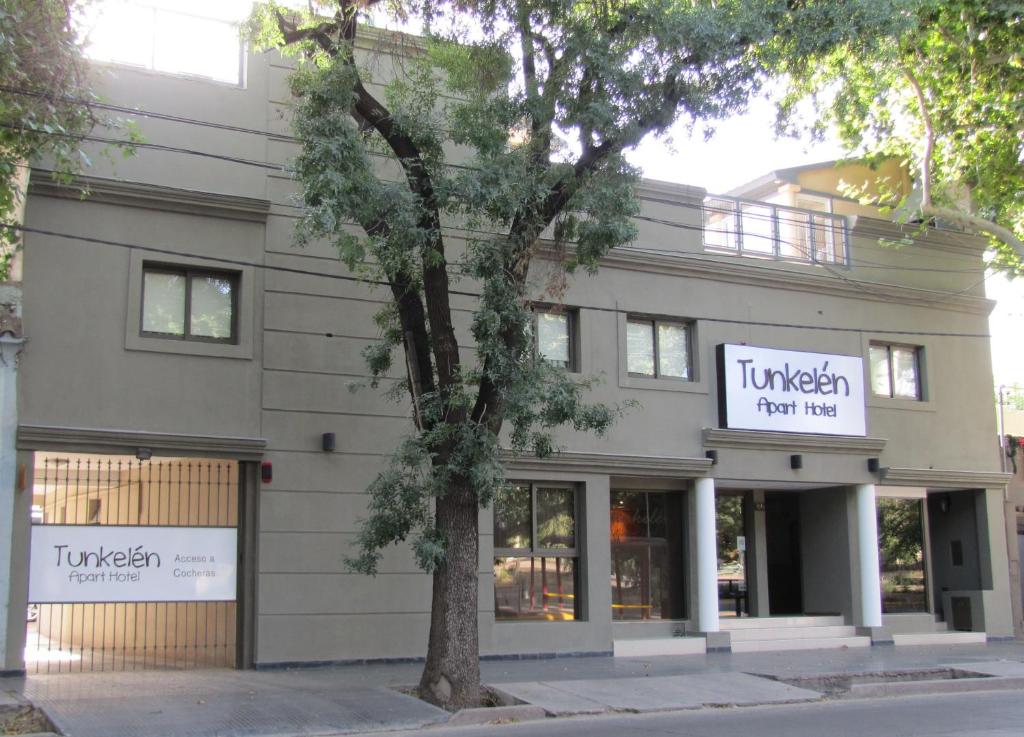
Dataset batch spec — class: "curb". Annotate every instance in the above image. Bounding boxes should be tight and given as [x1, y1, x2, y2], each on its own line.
[447, 704, 548, 726]
[846, 675, 1024, 699]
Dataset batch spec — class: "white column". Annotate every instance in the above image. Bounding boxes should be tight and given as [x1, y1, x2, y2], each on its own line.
[855, 483, 883, 628]
[695, 477, 719, 633]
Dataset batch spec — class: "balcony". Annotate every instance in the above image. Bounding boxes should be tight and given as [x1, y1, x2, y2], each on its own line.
[702, 195, 849, 267]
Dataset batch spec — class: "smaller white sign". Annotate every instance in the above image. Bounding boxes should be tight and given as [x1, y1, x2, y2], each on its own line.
[718, 344, 867, 436]
[29, 525, 237, 603]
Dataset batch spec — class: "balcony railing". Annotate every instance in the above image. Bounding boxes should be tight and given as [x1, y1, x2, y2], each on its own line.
[702, 195, 849, 266]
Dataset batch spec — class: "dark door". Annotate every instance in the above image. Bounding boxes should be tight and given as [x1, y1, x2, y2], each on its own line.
[765, 492, 803, 615]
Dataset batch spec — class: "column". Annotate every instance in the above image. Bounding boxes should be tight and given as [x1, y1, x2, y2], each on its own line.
[855, 484, 882, 628]
[0, 334, 23, 668]
[695, 477, 719, 632]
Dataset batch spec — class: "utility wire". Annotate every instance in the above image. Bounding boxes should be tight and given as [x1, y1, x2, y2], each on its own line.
[1, 222, 992, 339]
[3, 94, 992, 276]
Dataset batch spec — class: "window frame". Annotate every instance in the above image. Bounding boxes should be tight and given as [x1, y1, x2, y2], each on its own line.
[532, 306, 579, 372]
[626, 316, 693, 380]
[140, 263, 239, 345]
[493, 482, 578, 560]
[869, 342, 923, 400]
[493, 482, 580, 622]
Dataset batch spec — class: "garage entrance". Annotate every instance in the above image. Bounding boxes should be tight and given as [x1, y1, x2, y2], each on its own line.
[26, 452, 240, 673]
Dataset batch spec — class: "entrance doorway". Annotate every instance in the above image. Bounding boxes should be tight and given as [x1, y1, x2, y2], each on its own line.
[765, 492, 803, 615]
[26, 452, 242, 673]
[609, 490, 686, 620]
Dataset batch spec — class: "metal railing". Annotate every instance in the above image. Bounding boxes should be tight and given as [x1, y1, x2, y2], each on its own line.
[702, 195, 849, 266]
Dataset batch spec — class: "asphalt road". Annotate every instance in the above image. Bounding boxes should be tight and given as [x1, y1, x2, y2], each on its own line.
[360, 690, 1024, 737]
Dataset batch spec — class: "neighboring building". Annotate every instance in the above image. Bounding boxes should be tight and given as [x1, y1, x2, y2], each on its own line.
[1, 26, 1014, 675]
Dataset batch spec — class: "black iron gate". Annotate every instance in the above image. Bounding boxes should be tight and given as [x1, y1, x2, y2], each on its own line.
[27, 453, 239, 673]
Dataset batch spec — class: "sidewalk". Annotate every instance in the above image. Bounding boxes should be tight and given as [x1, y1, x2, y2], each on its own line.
[5, 641, 1024, 737]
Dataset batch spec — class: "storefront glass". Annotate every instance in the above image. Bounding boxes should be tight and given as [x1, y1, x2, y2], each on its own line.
[610, 491, 685, 620]
[716, 494, 748, 616]
[877, 497, 928, 613]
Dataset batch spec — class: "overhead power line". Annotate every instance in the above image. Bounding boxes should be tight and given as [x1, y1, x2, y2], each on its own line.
[1, 222, 992, 339]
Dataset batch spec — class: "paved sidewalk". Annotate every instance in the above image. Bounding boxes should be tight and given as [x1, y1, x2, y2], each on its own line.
[4, 641, 1024, 737]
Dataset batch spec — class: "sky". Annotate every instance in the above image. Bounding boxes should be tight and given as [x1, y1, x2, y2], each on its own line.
[80, 0, 1023, 391]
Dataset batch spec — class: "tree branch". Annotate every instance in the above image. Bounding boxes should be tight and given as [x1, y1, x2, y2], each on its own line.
[921, 204, 1024, 262]
[901, 64, 934, 208]
[332, 8, 463, 399]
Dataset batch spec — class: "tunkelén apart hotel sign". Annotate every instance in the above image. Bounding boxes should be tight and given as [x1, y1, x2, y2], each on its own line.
[717, 344, 867, 436]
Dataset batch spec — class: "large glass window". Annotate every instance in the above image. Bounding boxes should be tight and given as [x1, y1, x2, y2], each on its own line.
[494, 483, 578, 621]
[142, 265, 237, 343]
[626, 319, 692, 379]
[716, 495, 748, 617]
[610, 490, 685, 620]
[82, 0, 245, 85]
[877, 497, 928, 613]
[869, 343, 922, 400]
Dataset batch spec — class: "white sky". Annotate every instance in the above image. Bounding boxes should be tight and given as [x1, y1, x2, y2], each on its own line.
[82, 0, 1023, 390]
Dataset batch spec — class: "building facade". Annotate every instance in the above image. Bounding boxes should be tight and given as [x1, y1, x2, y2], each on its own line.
[1, 29, 1014, 674]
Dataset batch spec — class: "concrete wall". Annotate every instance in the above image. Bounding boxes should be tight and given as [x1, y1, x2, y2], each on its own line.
[8, 41, 1011, 666]
[927, 492, 983, 614]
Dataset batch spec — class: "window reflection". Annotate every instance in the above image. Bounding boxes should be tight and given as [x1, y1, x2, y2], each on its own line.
[610, 491, 685, 620]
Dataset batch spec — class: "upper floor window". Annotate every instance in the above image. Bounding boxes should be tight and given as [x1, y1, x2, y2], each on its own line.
[142, 264, 238, 343]
[82, 0, 245, 85]
[626, 318, 691, 379]
[869, 343, 921, 400]
[703, 195, 848, 266]
[534, 308, 577, 371]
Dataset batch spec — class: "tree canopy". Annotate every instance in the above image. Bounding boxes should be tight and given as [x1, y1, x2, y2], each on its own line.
[250, 0, 906, 708]
[0, 0, 105, 277]
[780, 0, 1024, 272]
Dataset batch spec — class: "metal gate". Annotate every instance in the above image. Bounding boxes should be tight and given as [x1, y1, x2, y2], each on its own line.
[27, 453, 239, 673]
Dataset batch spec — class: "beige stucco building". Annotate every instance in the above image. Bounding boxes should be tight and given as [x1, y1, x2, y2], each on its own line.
[1, 25, 1014, 674]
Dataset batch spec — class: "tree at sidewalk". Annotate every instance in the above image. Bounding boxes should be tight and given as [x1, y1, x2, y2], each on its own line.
[249, 0, 905, 709]
[779, 0, 1024, 272]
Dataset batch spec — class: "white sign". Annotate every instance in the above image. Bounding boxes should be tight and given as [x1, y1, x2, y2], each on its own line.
[718, 344, 866, 436]
[29, 525, 237, 603]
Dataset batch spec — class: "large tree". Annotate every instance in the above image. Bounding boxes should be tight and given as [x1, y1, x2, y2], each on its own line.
[250, 0, 902, 708]
[780, 0, 1024, 271]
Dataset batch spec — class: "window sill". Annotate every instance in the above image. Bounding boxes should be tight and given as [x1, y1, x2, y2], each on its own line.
[619, 375, 708, 394]
[125, 333, 251, 360]
[867, 396, 935, 413]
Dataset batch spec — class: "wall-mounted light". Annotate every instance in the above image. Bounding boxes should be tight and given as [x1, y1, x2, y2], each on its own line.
[867, 457, 880, 473]
[705, 450, 718, 465]
[322, 432, 336, 452]
[261, 461, 273, 484]
[754, 501, 766, 512]
[939, 494, 951, 514]
[790, 454, 803, 470]
[136, 447, 152, 461]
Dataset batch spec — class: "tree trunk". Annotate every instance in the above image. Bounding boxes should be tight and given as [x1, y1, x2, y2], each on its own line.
[418, 477, 481, 709]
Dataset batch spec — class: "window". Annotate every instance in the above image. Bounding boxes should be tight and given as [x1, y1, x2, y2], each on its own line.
[610, 490, 686, 620]
[82, 1, 245, 85]
[869, 343, 921, 399]
[626, 318, 691, 379]
[877, 498, 927, 613]
[141, 265, 238, 343]
[534, 308, 577, 371]
[493, 483, 579, 621]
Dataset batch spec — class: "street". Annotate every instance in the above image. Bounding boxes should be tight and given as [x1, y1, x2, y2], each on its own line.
[366, 690, 1024, 737]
